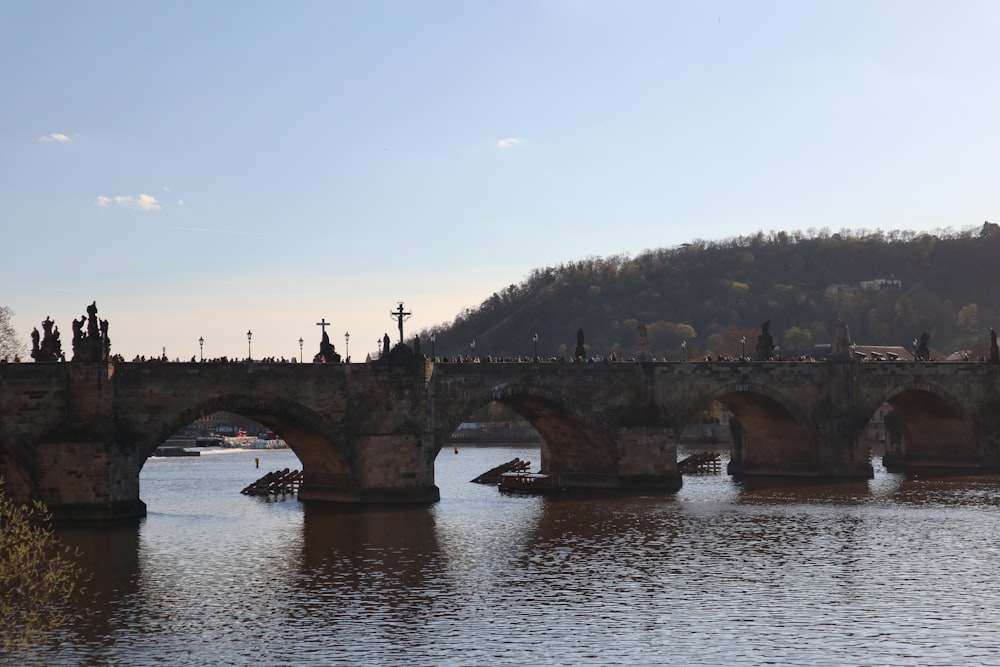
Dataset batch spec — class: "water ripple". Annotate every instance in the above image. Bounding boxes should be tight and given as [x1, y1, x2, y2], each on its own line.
[39, 449, 1000, 666]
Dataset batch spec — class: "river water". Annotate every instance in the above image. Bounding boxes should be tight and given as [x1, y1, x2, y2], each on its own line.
[34, 445, 1000, 666]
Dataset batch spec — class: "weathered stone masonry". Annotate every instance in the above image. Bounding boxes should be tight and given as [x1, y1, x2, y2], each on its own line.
[3, 359, 1000, 520]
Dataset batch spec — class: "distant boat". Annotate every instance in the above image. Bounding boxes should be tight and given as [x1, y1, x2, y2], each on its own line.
[153, 446, 200, 457]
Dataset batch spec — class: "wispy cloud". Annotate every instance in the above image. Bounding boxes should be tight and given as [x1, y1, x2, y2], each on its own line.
[95, 194, 162, 211]
[497, 137, 523, 149]
[39, 132, 71, 143]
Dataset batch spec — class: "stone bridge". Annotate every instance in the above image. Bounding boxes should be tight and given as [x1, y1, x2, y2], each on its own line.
[2, 358, 1000, 520]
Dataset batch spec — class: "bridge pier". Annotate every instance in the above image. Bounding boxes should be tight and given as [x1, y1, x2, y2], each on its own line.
[33, 438, 147, 521]
[298, 480, 440, 504]
[298, 433, 440, 505]
[598, 425, 682, 491]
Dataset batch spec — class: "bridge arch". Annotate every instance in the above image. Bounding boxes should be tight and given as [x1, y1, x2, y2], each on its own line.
[694, 382, 815, 471]
[137, 393, 353, 480]
[437, 380, 615, 474]
[873, 382, 976, 467]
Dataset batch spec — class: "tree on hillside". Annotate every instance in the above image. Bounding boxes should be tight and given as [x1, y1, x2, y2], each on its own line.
[0, 306, 25, 361]
[0, 480, 90, 658]
[417, 226, 1000, 359]
[782, 326, 814, 349]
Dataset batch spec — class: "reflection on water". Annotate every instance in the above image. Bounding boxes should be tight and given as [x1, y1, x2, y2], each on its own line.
[39, 446, 1000, 666]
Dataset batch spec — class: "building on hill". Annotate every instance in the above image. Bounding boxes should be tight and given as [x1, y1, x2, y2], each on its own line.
[859, 279, 902, 291]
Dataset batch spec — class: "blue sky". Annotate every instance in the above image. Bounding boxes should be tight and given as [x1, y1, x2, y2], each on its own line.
[2, 1, 998, 361]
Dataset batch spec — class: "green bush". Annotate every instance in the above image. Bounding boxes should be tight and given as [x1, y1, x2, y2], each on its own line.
[0, 479, 90, 658]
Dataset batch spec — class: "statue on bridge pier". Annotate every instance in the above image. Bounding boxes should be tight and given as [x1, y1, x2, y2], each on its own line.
[70, 301, 111, 362]
[575, 328, 586, 360]
[991, 328, 998, 364]
[831, 319, 853, 362]
[755, 320, 775, 361]
[314, 331, 341, 363]
[31, 316, 64, 362]
[916, 332, 931, 361]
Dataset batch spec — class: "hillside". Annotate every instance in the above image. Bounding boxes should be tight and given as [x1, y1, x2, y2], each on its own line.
[419, 223, 1000, 361]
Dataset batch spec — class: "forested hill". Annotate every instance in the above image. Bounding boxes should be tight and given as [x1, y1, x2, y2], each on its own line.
[419, 223, 1000, 362]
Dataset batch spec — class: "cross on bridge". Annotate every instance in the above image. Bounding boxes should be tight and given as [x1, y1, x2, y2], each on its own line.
[390, 303, 411, 344]
[316, 318, 330, 337]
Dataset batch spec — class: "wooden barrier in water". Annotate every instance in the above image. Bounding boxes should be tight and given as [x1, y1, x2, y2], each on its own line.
[241, 468, 303, 496]
[678, 451, 722, 474]
[470, 458, 531, 484]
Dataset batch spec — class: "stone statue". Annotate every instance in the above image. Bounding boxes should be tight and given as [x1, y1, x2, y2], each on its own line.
[916, 332, 931, 361]
[755, 320, 775, 361]
[314, 330, 341, 363]
[86, 301, 100, 339]
[72, 316, 85, 358]
[70, 301, 111, 362]
[101, 319, 112, 357]
[831, 319, 853, 362]
[991, 328, 999, 364]
[575, 328, 586, 360]
[51, 325, 63, 360]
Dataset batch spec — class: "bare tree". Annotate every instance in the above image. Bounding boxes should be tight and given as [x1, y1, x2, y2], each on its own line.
[0, 306, 26, 361]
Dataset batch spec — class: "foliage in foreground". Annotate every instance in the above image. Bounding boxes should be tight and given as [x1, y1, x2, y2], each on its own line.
[0, 479, 90, 659]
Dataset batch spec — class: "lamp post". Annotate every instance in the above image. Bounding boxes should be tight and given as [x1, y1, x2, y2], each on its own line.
[430, 333, 436, 362]
[298, 337, 303, 363]
[470, 339, 476, 361]
[913, 338, 918, 362]
[199, 336, 204, 362]
[532, 333, 538, 361]
[247, 330, 252, 361]
[681, 340, 687, 362]
[345, 331, 350, 363]
[741, 336, 746, 359]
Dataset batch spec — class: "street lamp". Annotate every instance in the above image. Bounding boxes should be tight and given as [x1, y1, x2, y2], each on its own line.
[199, 336, 204, 362]
[430, 333, 436, 362]
[913, 338, 918, 362]
[681, 340, 687, 362]
[247, 330, 252, 361]
[470, 339, 476, 360]
[345, 331, 350, 363]
[298, 337, 303, 363]
[741, 336, 746, 359]
[532, 333, 538, 361]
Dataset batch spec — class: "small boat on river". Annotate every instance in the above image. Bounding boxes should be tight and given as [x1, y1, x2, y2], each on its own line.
[498, 471, 563, 494]
[153, 446, 200, 457]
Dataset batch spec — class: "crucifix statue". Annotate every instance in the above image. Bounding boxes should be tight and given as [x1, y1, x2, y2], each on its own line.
[316, 318, 330, 337]
[390, 302, 411, 344]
